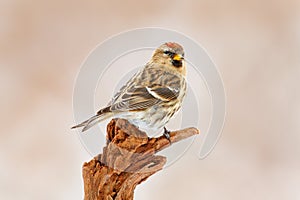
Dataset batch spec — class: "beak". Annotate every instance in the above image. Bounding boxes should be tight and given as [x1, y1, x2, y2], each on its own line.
[173, 54, 183, 61]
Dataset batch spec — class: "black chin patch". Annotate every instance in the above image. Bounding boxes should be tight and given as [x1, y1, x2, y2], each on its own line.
[172, 60, 182, 68]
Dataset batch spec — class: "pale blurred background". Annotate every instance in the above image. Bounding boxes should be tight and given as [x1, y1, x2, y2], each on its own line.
[1, 0, 300, 199]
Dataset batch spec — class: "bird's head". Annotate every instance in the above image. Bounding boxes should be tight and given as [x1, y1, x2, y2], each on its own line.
[151, 42, 186, 76]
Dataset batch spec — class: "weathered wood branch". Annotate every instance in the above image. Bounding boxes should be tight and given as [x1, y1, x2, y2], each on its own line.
[82, 118, 199, 200]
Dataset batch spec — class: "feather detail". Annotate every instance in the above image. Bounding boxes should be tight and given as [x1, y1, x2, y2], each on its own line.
[146, 86, 179, 101]
[71, 110, 113, 132]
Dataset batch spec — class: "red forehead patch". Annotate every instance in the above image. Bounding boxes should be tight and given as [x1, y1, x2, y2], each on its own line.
[165, 42, 177, 48]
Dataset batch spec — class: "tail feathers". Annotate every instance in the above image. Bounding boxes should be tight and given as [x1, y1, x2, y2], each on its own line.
[71, 112, 113, 132]
[71, 118, 90, 129]
[81, 115, 101, 132]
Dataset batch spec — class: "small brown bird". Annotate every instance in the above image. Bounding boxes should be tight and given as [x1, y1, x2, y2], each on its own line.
[72, 42, 187, 139]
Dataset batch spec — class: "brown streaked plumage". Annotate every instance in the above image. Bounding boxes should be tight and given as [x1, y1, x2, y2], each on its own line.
[72, 42, 187, 133]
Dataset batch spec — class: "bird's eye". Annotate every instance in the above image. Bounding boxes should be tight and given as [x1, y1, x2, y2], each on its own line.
[164, 50, 174, 56]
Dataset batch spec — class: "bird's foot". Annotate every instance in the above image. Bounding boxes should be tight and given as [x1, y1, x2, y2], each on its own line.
[163, 127, 172, 144]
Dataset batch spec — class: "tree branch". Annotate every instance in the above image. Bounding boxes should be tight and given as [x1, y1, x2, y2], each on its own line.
[82, 118, 199, 200]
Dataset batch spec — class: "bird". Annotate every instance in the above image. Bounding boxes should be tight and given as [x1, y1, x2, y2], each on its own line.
[72, 42, 187, 140]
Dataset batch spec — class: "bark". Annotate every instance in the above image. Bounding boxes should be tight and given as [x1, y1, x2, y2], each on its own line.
[82, 118, 199, 200]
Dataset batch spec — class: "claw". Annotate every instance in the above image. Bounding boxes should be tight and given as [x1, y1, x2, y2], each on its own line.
[163, 127, 172, 144]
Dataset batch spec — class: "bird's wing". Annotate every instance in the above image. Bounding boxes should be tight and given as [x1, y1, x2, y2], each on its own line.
[100, 64, 182, 113]
[108, 84, 180, 112]
[146, 84, 180, 101]
[106, 69, 142, 106]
